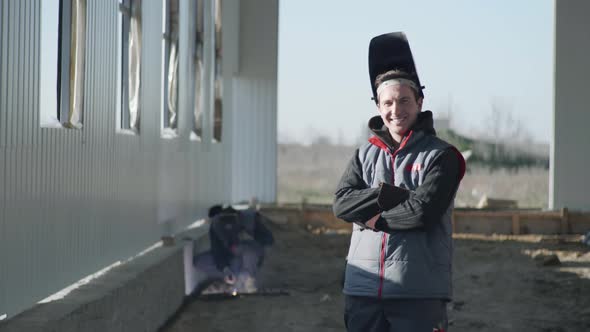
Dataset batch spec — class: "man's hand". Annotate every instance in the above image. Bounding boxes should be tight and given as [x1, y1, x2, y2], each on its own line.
[223, 267, 236, 284]
[365, 213, 381, 230]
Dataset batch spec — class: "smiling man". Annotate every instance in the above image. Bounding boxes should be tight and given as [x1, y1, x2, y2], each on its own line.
[333, 32, 465, 332]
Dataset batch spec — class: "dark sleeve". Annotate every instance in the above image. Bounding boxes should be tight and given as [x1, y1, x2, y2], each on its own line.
[332, 150, 381, 224]
[253, 214, 274, 246]
[209, 225, 232, 270]
[374, 149, 462, 232]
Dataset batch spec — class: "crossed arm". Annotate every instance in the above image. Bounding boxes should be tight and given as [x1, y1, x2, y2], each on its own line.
[333, 149, 462, 232]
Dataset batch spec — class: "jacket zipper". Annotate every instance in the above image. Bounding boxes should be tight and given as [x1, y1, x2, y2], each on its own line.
[377, 132, 413, 299]
[378, 232, 387, 298]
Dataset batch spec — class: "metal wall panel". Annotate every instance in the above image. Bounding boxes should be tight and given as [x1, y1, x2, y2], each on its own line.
[231, 77, 277, 203]
[229, 0, 278, 203]
[0, 0, 277, 318]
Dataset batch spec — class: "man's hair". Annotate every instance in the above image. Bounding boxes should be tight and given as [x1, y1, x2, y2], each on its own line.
[208, 204, 238, 218]
[374, 69, 421, 102]
[208, 205, 223, 218]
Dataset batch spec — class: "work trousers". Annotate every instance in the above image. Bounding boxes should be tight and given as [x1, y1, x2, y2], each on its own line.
[192, 241, 264, 294]
[344, 295, 448, 332]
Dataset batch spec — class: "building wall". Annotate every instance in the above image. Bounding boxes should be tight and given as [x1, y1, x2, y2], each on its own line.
[551, 0, 590, 211]
[230, 0, 279, 203]
[0, 0, 278, 318]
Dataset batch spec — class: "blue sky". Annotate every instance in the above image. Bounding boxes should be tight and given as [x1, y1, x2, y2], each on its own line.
[277, 0, 554, 145]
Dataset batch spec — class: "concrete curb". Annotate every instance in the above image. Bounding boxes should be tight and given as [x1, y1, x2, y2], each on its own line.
[0, 225, 208, 332]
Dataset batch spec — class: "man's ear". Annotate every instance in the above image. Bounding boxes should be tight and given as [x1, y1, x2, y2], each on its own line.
[417, 97, 424, 111]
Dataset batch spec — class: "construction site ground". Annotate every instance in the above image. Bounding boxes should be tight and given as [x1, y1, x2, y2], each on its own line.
[162, 217, 590, 332]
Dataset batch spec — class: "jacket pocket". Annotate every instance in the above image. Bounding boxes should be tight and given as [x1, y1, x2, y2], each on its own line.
[386, 231, 434, 268]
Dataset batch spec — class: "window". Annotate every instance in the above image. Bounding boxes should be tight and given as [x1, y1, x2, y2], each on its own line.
[212, 0, 223, 142]
[191, 0, 205, 140]
[118, 0, 142, 132]
[40, 0, 87, 129]
[162, 0, 180, 136]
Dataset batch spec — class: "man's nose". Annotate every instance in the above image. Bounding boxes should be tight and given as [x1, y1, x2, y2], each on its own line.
[391, 101, 402, 114]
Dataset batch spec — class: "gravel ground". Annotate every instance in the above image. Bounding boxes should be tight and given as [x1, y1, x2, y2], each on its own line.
[161, 219, 590, 332]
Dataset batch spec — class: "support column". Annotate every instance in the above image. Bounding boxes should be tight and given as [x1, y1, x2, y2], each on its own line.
[551, 0, 590, 211]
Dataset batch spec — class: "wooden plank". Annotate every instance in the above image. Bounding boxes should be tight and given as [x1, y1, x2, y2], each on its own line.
[560, 207, 570, 234]
[263, 205, 590, 235]
[570, 212, 590, 233]
[455, 210, 563, 219]
[512, 214, 520, 235]
[477, 197, 517, 209]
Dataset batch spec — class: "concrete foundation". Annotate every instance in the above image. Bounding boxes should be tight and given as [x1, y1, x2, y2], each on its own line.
[0, 226, 208, 332]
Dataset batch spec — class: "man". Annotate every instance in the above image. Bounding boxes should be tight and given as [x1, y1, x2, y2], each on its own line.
[192, 204, 274, 295]
[333, 32, 465, 332]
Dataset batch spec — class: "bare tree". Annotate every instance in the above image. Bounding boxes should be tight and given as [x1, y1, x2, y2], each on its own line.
[485, 97, 532, 163]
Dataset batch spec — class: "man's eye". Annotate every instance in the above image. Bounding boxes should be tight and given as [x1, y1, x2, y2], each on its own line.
[400, 98, 409, 104]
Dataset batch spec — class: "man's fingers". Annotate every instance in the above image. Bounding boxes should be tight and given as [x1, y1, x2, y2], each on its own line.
[365, 213, 380, 229]
[224, 274, 236, 284]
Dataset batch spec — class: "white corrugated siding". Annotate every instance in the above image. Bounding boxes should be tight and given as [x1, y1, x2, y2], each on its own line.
[231, 77, 277, 203]
[0, 0, 278, 318]
[230, 0, 278, 203]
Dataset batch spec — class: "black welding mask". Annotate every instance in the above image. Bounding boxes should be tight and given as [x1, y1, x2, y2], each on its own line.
[368, 32, 424, 104]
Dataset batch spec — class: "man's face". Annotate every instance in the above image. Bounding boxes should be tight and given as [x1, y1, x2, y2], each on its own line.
[377, 84, 422, 141]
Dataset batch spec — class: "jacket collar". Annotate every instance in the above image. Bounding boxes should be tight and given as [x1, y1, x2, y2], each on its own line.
[368, 111, 436, 152]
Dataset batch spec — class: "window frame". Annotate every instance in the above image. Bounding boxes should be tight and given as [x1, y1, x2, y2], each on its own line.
[39, 0, 86, 129]
[190, 0, 205, 141]
[117, 0, 141, 134]
[161, 0, 180, 137]
[212, 0, 222, 143]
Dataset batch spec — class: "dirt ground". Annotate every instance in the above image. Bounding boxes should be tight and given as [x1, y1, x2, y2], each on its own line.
[161, 219, 590, 332]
